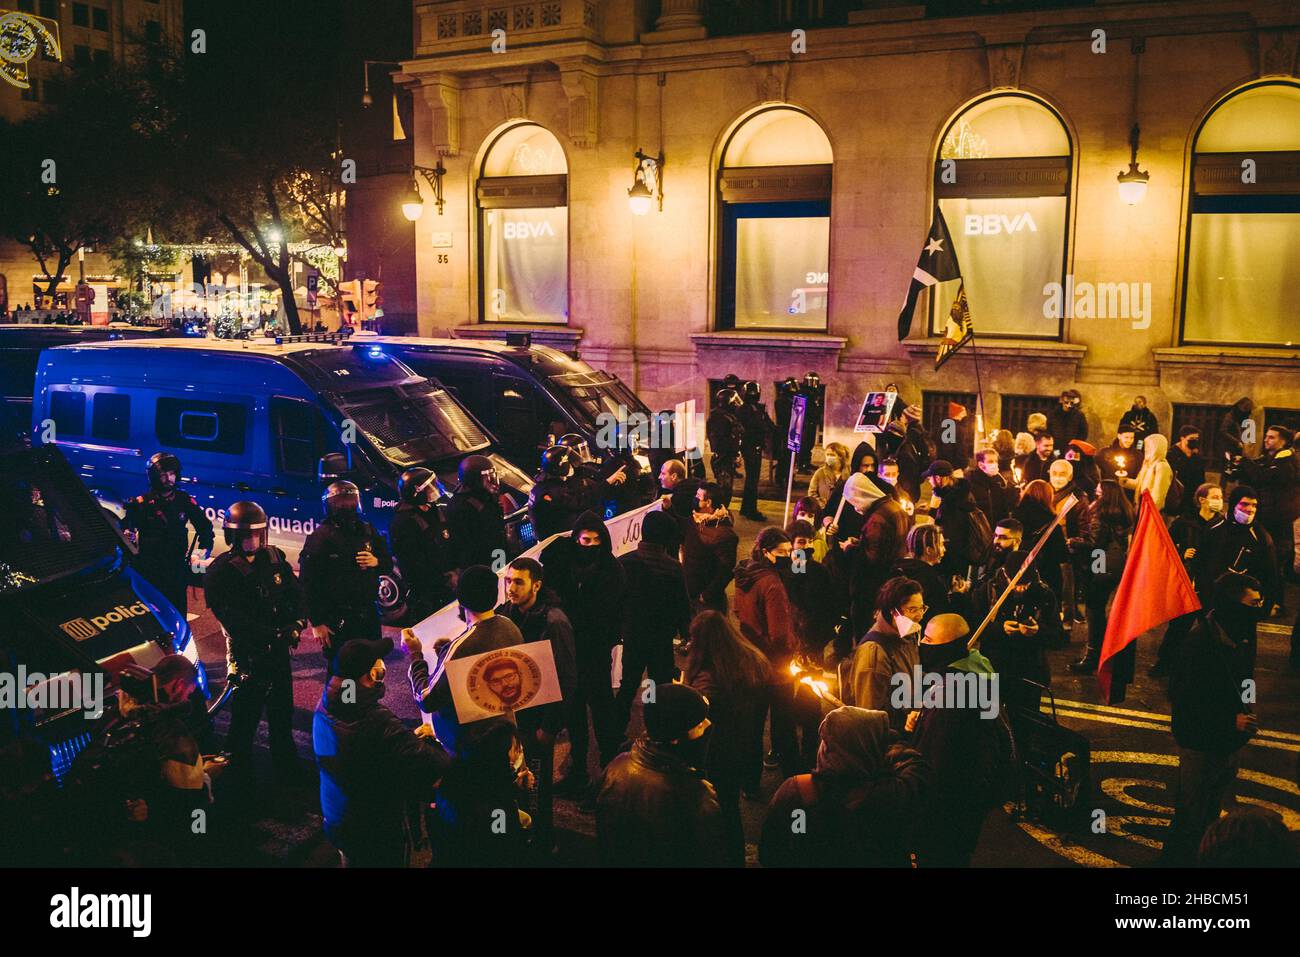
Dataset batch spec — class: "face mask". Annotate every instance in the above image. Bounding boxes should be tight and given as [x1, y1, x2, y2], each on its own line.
[893, 612, 921, 639]
[575, 542, 601, 564]
[1187, 439, 1200, 451]
[881, 473, 897, 487]
[979, 461, 1000, 477]
[1050, 473, 1070, 491]
[1233, 506, 1254, 526]
[825, 456, 840, 469]
[919, 640, 967, 672]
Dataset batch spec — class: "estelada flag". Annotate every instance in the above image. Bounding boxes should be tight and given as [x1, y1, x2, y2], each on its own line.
[934, 282, 973, 370]
[1097, 491, 1201, 703]
[897, 205, 963, 340]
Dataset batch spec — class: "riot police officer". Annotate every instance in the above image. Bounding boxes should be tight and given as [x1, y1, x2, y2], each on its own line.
[300, 480, 393, 674]
[389, 467, 456, 622]
[123, 452, 215, 618]
[798, 372, 824, 471]
[204, 502, 305, 778]
[529, 445, 584, 541]
[737, 381, 775, 521]
[446, 454, 508, 571]
[706, 388, 743, 507]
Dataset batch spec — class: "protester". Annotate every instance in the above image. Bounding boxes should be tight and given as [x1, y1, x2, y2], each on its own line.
[1238, 424, 1299, 595]
[1097, 425, 1138, 482]
[1046, 389, 1088, 450]
[1161, 573, 1262, 867]
[827, 471, 910, 638]
[680, 481, 739, 614]
[1021, 430, 1056, 485]
[314, 637, 452, 868]
[927, 460, 990, 579]
[615, 511, 691, 734]
[759, 707, 931, 868]
[1012, 480, 1069, 600]
[808, 441, 850, 510]
[595, 682, 727, 867]
[428, 719, 532, 868]
[846, 576, 923, 732]
[1152, 483, 1225, 676]
[791, 497, 830, 562]
[1131, 433, 1175, 512]
[983, 558, 1054, 711]
[1197, 807, 1299, 868]
[969, 447, 1015, 528]
[1167, 427, 1207, 517]
[1064, 439, 1102, 492]
[892, 523, 970, 626]
[783, 519, 843, 664]
[1072, 480, 1135, 674]
[1193, 486, 1281, 634]
[911, 613, 1005, 867]
[1118, 395, 1158, 445]
[1218, 397, 1254, 464]
[540, 512, 627, 797]
[684, 610, 771, 865]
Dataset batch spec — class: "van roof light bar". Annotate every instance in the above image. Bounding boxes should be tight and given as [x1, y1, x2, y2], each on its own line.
[274, 327, 355, 347]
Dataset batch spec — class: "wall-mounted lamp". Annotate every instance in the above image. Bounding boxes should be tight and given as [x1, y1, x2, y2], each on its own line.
[361, 59, 401, 109]
[628, 149, 664, 216]
[402, 162, 447, 222]
[333, 236, 348, 261]
[1117, 37, 1149, 206]
[1117, 123, 1150, 206]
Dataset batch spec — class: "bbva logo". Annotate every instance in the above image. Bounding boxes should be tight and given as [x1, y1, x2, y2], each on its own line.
[502, 221, 556, 240]
[964, 213, 1038, 236]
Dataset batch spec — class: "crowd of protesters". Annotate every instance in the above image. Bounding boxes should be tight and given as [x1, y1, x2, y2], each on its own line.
[3, 378, 1297, 871]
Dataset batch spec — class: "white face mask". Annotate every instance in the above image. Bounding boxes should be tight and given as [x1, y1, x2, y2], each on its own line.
[894, 612, 921, 639]
[881, 473, 897, 487]
[979, 460, 1000, 477]
[1049, 472, 1070, 491]
[825, 455, 840, 470]
[1234, 505, 1254, 526]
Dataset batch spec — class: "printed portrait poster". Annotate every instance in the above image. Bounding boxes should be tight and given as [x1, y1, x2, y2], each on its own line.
[445, 642, 563, 724]
[855, 391, 897, 433]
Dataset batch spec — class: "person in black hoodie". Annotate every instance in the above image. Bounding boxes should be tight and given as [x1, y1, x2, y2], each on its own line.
[1192, 485, 1281, 657]
[614, 511, 692, 735]
[891, 523, 972, 627]
[759, 707, 931, 868]
[1012, 480, 1069, 601]
[926, 462, 988, 580]
[540, 510, 627, 795]
[313, 637, 452, 868]
[1160, 573, 1261, 867]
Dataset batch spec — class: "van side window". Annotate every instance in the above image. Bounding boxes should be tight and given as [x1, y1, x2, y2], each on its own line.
[495, 376, 541, 451]
[156, 397, 247, 455]
[91, 393, 130, 444]
[49, 390, 86, 437]
[271, 397, 336, 476]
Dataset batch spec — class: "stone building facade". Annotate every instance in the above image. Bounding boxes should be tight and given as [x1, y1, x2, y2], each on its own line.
[369, 0, 1300, 457]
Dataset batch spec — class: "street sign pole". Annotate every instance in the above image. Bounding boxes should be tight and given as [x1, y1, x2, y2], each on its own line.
[783, 395, 807, 526]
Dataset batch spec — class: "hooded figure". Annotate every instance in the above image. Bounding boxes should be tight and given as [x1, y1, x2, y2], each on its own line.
[1193, 485, 1280, 626]
[1133, 433, 1173, 511]
[540, 510, 627, 781]
[1218, 397, 1254, 461]
[828, 472, 910, 639]
[759, 707, 931, 868]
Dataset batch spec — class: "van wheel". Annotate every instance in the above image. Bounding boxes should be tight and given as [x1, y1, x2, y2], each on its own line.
[378, 572, 407, 624]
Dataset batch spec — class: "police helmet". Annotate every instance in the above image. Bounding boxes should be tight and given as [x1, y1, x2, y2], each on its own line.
[556, 433, 591, 463]
[398, 467, 438, 505]
[322, 479, 362, 517]
[223, 500, 269, 549]
[715, 387, 743, 410]
[803, 372, 821, 389]
[458, 454, 499, 494]
[722, 373, 741, 391]
[742, 380, 761, 402]
[147, 451, 182, 491]
[540, 445, 576, 480]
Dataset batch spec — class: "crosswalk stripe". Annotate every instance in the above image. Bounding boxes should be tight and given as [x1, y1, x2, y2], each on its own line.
[1051, 697, 1300, 744]
[1051, 708, 1300, 753]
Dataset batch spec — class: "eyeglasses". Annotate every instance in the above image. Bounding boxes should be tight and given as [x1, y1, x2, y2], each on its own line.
[903, 603, 929, 616]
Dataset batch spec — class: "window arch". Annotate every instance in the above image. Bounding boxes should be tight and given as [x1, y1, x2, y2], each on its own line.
[1182, 81, 1300, 347]
[933, 94, 1072, 339]
[716, 106, 832, 331]
[477, 123, 569, 324]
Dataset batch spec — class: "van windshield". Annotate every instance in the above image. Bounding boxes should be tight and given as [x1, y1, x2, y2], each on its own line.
[549, 371, 649, 426]
[0, 453, 119, 593]
[336, 381, 491, 469]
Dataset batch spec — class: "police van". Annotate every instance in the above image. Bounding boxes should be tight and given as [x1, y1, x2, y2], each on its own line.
[370, 334, 651, 471]
[30, 332, 534, 618]
[0, 444, 202, 782]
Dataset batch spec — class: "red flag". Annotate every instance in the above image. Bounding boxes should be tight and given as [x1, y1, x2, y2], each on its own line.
[1097, 491, 1201, 702]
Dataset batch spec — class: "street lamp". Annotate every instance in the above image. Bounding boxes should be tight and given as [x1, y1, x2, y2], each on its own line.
[628, 149, 664, 215]
[401, 162, 447, 221]
[1117, 123, 1150, 206]
[361, 59, 401, 109]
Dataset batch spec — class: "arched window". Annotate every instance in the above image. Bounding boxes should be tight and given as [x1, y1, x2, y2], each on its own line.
[477, 123, 568, 323]
[933, 94, 1071, 338]
[716, 107, 832, 330]
[1183, 82, 1300, 346]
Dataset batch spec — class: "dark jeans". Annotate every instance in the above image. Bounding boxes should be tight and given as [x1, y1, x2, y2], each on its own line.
[1161, 746, 1239, 867]
[712, 774, 745, 867]
[321, 605, 381, 676]
[1154, 611, 1196, 668]
[749, 681, 813, 784]
[1083, 587, 1117, 656]
[140, 560, 190, 619]
[225, 651, 295, 764]
[710, 454, 736, 507]
[614, 636, 677, 734]
[565, 662, 621, 780]
[741, 448, 763, 514]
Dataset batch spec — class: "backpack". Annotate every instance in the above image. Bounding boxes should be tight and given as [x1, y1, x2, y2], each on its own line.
[1162, 471, 1184, 515]
[965, 508, 993, 564]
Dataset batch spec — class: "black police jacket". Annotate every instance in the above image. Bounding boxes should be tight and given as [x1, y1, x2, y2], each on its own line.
[299, 515, 393, 624]
[204, 546, 304, 674]
[446, 489, 507, 571]
[389, 502, 454, 603]
[528, 475, 583, 541]
[123, 490, 214, 567]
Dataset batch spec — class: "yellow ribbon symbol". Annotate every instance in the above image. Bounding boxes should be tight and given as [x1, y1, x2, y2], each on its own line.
[0, 11, 62, 90]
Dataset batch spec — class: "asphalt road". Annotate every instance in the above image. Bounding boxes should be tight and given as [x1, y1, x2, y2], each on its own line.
[186, 493, 1300, 868]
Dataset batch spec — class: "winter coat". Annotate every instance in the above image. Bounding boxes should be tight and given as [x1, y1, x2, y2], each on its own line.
[496, 587, 578, 737]
[734, 557, 796, 670]
[595, 738, 727, 867]
[968, 468, 1015, 527]
[934, 477, 985, 576]
[540, 512, 627, 672]
[1170, 613, 1253, 753]
[1133, 433, 1173, 511]
[619, 541, 692, 649]
[847, 614, 919, 733]
[681, 514, 739, 611]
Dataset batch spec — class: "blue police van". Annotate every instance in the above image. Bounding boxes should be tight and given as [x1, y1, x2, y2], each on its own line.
[30, 332, 534, 619]
[1, 443, 203, 783]
[370, 334, 651, 472]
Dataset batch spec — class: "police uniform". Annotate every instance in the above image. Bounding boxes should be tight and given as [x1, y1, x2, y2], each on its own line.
[529, 474, 584, 541]
[706, 406, 742, 505]
[123, 489, 214, 617]
[389, 500, 456, 620]
[299, 513, 393, 673]
[204, 545, 304, 765]
[738, 399, 775, 517]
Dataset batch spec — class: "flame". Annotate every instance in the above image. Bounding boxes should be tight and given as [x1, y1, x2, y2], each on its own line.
[800, 676, 831, 699]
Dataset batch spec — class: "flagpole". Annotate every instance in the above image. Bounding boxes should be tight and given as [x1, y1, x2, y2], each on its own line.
[969, 331, 987, 449]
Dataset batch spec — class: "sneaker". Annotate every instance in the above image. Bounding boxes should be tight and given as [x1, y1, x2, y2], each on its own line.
[1068, 656, 1099, 675]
